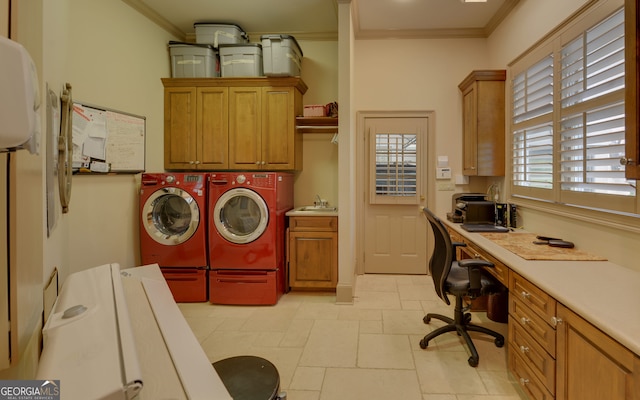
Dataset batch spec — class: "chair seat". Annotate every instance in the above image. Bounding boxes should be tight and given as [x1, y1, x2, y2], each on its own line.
[445, 261, 502, 296]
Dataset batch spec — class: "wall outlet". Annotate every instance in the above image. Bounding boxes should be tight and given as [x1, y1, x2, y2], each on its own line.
[437, 182, 455, 191]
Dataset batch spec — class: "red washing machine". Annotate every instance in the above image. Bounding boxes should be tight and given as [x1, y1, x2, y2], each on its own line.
[208, 172, 293, 305]
[139, 173, 208, 302]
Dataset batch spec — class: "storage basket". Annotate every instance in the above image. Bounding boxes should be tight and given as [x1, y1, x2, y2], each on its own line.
[168, 41, 219, 78]
[260, 34, 303, 77]
[194, 23, 248, 48]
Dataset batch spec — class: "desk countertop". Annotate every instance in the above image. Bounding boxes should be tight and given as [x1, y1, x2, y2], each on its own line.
[443, 218, 640, 357]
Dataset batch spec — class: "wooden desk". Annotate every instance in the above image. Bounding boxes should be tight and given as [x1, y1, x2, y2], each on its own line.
[443, 219, 640, 400]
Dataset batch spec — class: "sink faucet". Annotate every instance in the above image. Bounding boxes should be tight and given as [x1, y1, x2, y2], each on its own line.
[314, 194, 327, 208]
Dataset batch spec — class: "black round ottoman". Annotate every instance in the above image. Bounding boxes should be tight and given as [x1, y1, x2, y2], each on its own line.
[212, 355, 284, 400]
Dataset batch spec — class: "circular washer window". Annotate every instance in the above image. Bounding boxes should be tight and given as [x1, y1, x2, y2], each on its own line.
[142, 187, 200, 245]
[214, 188, 269, 244]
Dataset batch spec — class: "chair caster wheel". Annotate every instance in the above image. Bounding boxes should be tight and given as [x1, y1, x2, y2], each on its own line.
[468, 356, 479, 367]
[419, 339, 428, 349]
[495, 337, 505, 348]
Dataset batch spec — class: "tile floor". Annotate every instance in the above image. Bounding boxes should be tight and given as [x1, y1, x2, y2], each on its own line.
[179, 274, 524, 400]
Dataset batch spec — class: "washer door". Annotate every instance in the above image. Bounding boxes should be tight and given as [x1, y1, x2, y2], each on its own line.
[142, 187, 200, 245]
[214, 188, 268, 244]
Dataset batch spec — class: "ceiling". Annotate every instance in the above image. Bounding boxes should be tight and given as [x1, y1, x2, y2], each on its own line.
[124, 0, 520, 41]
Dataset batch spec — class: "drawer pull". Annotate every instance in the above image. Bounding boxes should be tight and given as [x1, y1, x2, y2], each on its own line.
[552, 316, 563, 326]
[520, 291, 531, 300]
[519, 345, 529, 354]
[520, 317, 530, 325]
[520, 378, 530, 386]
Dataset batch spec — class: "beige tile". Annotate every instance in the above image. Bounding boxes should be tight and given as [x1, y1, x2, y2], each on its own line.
[283, 390, 320, 400]
[290, 366, 326, 391]
[401, 300, 424, 310]
[337, 307, 381, 321]
[413, 350, 488, 394]
[354, 290, 402, 309]
[320, 368, 422, 400]
[398, 283, 440, 301]
[382, 309, 432, 335]
[294, 301, 341, 320]
[478, 371, 520, 396]
[182, 316, 224, 341]
[422, 395, 457, 400]
[181, 274, 522, 399]
[280, 319, 315, 348]
[359, 320, 383, 334]
[355, 274, 399, 292]
[357, 334, 414, 369]
[299, 320, 359, 367]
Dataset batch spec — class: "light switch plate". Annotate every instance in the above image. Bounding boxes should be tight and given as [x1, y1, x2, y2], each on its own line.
[436, 167, 452, 180]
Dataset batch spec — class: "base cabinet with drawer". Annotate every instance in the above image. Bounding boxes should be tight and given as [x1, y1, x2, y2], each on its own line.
[509, 271, 640, 400]
[287, 216, 338, 290]
[556, 304, 639, 400]
[508, 271, 557, 400]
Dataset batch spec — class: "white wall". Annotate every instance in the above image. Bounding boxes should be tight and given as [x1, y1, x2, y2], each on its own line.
[353, 38, 492, 216]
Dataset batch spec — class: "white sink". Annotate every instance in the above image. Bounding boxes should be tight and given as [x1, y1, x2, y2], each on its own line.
[286, 206, 338, 216]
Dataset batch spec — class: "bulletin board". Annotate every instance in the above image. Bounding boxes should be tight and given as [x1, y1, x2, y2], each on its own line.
[72, 102, 145, 173]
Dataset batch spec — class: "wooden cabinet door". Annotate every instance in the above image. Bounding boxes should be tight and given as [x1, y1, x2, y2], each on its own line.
[556, 304, 639, 400]
[262, 86, 295, 170]
[229, 86, 262, 169]
[459, 70, 505, 176]
[461, 83, 478, 175]
[164, 87, 197, 170]
[289, 230, 337, 289]
[198, 87, 228, 169]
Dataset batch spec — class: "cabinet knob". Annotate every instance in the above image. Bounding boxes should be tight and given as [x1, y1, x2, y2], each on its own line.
[255, 161, 261, 165]
[552, 316, 563, 326]
[520, 317, 530, 325]
[194, 160, 201, 165]
[520, 291, 531, 300]
[261, 161, 266, 165]
[519, 345, 529, 354]
[519, 378, 530, 386]
[620, 157, 635, 166]
[189, 161, 195, 164]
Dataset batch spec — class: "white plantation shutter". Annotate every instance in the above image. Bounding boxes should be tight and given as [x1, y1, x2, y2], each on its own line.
[511, 53, 554, 200]
[510, 5, 636, 213]
[559, 8, 635, 210]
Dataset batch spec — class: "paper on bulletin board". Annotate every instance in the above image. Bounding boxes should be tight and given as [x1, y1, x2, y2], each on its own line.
[71, 102, 145, 173]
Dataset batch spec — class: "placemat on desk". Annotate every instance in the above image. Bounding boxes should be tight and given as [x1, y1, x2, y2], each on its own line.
[479, 232, 607, 261]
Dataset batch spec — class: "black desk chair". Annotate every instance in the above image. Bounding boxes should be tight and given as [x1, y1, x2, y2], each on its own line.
[420, 207, 505, 367]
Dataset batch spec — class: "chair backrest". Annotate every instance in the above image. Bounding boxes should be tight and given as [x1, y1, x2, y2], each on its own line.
[422, 207, 454, 305]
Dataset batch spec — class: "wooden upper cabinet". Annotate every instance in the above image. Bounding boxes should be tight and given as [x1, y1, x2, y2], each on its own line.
[228, 85, 302, 170]
[459, 70, 506, 176]
[162, 77, 307, 171]
[624, 0, 640, 179]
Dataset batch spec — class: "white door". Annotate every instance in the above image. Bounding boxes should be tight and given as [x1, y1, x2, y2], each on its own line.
[360, 113, 432, 274]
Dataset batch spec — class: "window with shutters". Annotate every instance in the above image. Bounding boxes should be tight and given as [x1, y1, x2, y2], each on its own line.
[510, 4, 638, 215]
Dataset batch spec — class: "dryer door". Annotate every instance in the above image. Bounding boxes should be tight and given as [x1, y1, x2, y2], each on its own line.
[214, 188, 268, 244]
[142, 187, 200, 245]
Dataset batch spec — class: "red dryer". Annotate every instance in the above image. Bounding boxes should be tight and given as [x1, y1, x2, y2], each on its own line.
[139, 173, 208, 302]
[208, 172, 293, 305]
